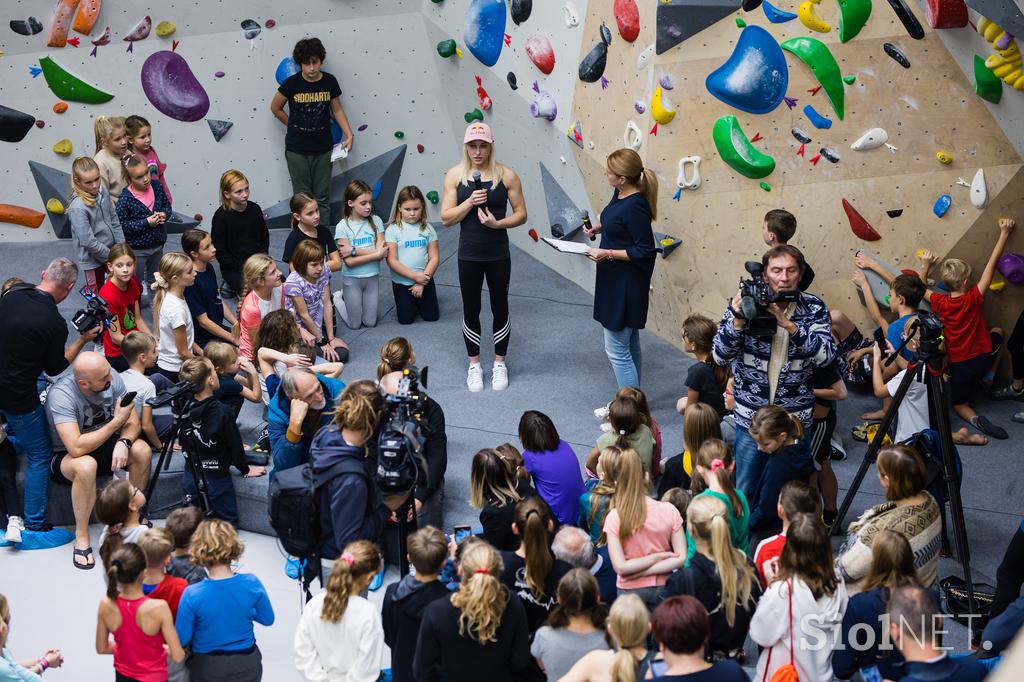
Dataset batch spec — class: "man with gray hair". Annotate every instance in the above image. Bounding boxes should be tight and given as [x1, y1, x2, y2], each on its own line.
[0, 257, 100, 549]
[552, 525, 617, 604]
[266, 366, 345, 478]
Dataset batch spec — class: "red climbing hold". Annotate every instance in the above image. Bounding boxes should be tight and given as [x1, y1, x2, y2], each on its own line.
[808, 85, 822, 95]
[843, 198, 881, 241]
[900, 268, 920, 278]
[528, 228, 539, 242]
[193, 213, 203, 222]
[265, 19, 277, 29]
[924, 0, 968, 28]
[797, 143, 805, 156]
[172, 39, 179, 51]
[614, 0, 640, 43]
[67, 37, 80, 47]
[504, 33, 512, 46]
[650, 123, 658, 135]
[417, 144, 425, 153]
[475, 76, 493, 110]
[809, 153, 822, 165]
[525, 34, 555, 75]
[750, 132, 763, 143]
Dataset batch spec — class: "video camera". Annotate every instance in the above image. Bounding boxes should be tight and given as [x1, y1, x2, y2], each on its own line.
[146, 380, 197, 410]
[376, 367, 430, 495]
[910, 311, 945, 358]
[735, 261, 799, 337]
[71, 286, 115, 334]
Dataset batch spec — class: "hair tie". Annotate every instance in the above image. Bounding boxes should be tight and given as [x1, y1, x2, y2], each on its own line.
[618, 429, 627, 436]
[151, 273, 167, 289]
[525, 509, 540, 519]
[111, 558, 123, 569]
[474, 569, 491, 575]
[340, 552, 355, 567]
[108, 523, 123, 536]
[710, 459, 725, 472]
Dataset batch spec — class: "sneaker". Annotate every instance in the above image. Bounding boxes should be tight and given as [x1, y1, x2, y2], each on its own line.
[829, 437, 847, 461]
[993, 384, 1024, 401]
[251, 427, 271, 452]
[599, 422, 613, 433]
[4, 516, 24, 544]
[467, 363, 484, 392]
[1012, 411, 1024, 424]
[594, 404, 610, 420]
[332, 291, 349, 328]
[973, 415, 1008, 440]
[492, 362, 509, 391]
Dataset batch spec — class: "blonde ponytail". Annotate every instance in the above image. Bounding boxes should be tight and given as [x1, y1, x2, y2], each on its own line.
[612, 449, 647, 542]
[687, 495, 754, 628]
[606, 148, 658, 220]
[232, 254, 276, 341]
[607, 594, 649, 682]
[321, 540, 380, 623]
[151, 252, 192, 337]
[451, 542, 507, 643]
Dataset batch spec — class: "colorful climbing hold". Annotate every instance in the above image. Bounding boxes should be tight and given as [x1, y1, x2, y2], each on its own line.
[52, 102, 68, 114]
[936, 150, 953, 164]
[579, 24, 611, 82]
[426, 191, 439, 204]
[206, 119, 233, 142]
[998, 253, 1024, 283]
[72, 0, 101, 35]
[464, 108, 485, 123]
[651, 87, 676, 125]
[156, 21, 176, 38]
[659, 74, 675, 90]
[511, 0, 532, 24]
[0, 105, 36, 143]
[567, 120, 584, 148]
[990, 276, 1006, 292]
[394, 131, 405, 139]
[91, 26, 111, 46]
[241, 19, 261, 40]
[851, 128, 888, 150]
[46, 0, 79, 49]
[35, 120, 45, 129]
[123, 16, 152, 44]
[971, 168, 988, 208]
[38, 56, 114, 104]
[843, 199, 881, 241]
[760, 182, 771, 191]
[10, 17, 43, 36]
[614, 0, 640, 42]
[437, 39, 458, 58]
[417, 144, 425, 153]
[924, 0, 968, 28]
[932, 194, 952, 217]
[843, 74, 857, 84]
[974, 54, 1003, 103]
[46, 198, 65, 214]
[781, 37, 845, 119]
[737, 18, 747, 27]
[525, 34, 555, 74]
[654, 233, 682, 258]
[193, 213, 203, 222]
[214, 71, 225, 78]
[357, 124, 368, 132]
[712, 115, 776, 179]
[885, 0, 925, 39]
[528, 228, 539, 242]
[530, 82, 557, 121]
[706, 26, 788, 115]
[140, 51, 210, 122]
[883, 43, 911, 68]
[798, 0, 832, 32]
[474, 76, 492, 110]
[803, 104, 832, 129]
[265, 19, 277, 28]
[763, 0, 798, 23]
[0, 204, 45, 229]
[464, 0, 507, 67]
[837, 0, 872, 42]
[52, 138, 73, 155]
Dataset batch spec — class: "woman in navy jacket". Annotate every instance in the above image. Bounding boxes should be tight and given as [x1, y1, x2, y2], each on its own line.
[583, 149, 658, 389]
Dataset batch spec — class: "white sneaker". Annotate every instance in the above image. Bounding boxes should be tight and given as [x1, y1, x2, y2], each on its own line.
[5, 515, 24, 544]
[467, 363, 484, 392]
[492, 362, 509, 391]
[332, 291, 349, 328]
[594, 404, 610, 420]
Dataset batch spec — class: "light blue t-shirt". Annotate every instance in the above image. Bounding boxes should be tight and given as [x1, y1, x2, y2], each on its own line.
[334, 215, 384, 278]
[384, 222, 438, 286]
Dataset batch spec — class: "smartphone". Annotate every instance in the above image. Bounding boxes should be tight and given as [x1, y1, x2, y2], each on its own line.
[120, 391, 137, 407]
[453, 525, 472, 543]
[649, 659, 668, 677]
[872, 328, 889, 358]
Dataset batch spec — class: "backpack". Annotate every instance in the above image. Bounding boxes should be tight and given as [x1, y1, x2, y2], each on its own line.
[904, 428, 962, 506]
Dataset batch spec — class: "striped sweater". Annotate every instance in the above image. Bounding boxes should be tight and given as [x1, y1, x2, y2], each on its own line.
[712, 292, 836, 429]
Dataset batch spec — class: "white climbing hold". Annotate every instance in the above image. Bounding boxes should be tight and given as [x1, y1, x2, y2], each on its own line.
[637, 44, 655, 70]
[560, 155, 567, 164]
[971, 168, 988, 208]
[850, 128, 888, 151]
[956, 177, 971, 187]
[563, 2, 580, 27]
[623, 120, 643, 150]
[588, 140, 595, 149]
[884, 143, 899, 153]
[676, 156, 702, 191]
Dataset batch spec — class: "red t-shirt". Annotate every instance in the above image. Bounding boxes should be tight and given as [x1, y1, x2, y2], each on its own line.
[930, 286, 991, 363]
[753, 532, 786, 589]
[145, 575, 188, 619]
[99, 277, 143, 357]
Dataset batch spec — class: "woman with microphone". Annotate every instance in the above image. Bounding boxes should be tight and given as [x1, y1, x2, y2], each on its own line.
[441, 122, 527, 393]
[583, 149, 658, 389]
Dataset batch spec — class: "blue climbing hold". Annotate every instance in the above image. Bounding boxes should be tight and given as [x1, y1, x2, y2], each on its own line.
[706, 25, 789, 115]
[803, 104, 832, 129]
[275, 57, 299, 85]
[464, 0, 507, 68]
[763, 0, 798, 23]
[372, 179, 383, 201]
[933, 194, 951, 218]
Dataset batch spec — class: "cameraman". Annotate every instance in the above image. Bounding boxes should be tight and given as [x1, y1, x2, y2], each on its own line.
[0, 258, 101, 548]
[310, 380, 408, 570]
[267, 367, 345, 479]
[713, 245, 836, 500]
[379, 370, 447, 529]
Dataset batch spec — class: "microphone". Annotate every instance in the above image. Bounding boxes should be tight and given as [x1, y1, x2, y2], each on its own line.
[472, 171, 483, 192]
[581, 210, 595, 241]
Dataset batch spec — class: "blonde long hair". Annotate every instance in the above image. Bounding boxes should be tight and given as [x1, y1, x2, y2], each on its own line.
[586, 446, 624, 546]
[219, 169, 248, 210]
[321, 541, 380, 623]
[458, 142, 504, 187]
[94, 115, 126, 155]
[151, 252, 193, 337]
[607, 149, 658, 220]
[612, 448, 647, 542]
[232, 253, 277, 340]
[687, 495, 755, 627]
[451, 542, 507, 643]
[608, 594, 650, 682]
[70, 157, 101, 207]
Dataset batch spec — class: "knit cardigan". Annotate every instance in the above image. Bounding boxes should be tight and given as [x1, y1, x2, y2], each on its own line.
[115, 179, 171, 250]
[712, 291, 836, 429]
[835, 494, 942, 595]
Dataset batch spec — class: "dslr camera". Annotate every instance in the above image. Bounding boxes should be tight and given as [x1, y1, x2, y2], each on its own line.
[735, 261, 799, 337]
[376, 367, 430, 496]
[71, 286, 114, 334]
[911, 311, 945, 358]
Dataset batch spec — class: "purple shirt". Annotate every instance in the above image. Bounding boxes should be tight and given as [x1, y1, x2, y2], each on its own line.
[522, 440, 585, 525]
[284, 268, 330, 328]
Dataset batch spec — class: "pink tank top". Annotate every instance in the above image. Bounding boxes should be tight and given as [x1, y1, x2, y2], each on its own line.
[114, 596, 168, 682]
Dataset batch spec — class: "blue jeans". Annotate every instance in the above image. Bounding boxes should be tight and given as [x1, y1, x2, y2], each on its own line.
[733, 425, 765, 503]
[2, 405, 54, 530]
[604, 326, 642, 389]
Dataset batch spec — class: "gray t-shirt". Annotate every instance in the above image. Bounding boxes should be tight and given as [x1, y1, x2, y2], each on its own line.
[46, 371, 127, 452]
[530, 627, 609, 682]
[120, 369, 156, 419]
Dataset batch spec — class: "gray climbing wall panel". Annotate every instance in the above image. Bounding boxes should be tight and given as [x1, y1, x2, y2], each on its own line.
[656, 0, 741, 55]
[539, 162, 587, 240]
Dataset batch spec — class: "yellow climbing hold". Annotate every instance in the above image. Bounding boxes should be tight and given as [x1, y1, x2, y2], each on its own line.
[52, 138, 72, 155]
[798, 0, 832, 33]
[985, 43, 1024, 90]
[155, 21, 176, 37]
[977, 16, 1006, 45]
[46, 198, 65, 214]
[936, 150, 953, 164]
[990, 276, 1006, 292]
[651, 86, 676, 125]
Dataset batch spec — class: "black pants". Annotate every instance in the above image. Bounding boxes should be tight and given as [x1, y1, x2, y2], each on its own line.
[458, 258, 511, 357]
[393, 280, 440, 325]
[1008, 310, 1024, 380]
[991, 524, 1024, 619]
[220, 267, 243, 297]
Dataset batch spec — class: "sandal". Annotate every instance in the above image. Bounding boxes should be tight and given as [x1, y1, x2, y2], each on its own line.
[73, 545, 95, 570]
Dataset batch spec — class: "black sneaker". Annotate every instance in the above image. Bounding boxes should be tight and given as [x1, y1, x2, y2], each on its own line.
[974, 415, 1008, 440]
[251, 427, 271, 453]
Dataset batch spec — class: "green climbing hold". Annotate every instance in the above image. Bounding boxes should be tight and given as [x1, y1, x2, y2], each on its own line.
[759, 181, 771, 191]
[837, 0, 871, 43]
[843, 74, 856, 84]
[712, 115, 776, 179]
[736, 18, 747, 27]
[395, 131, 405, 139]
[464, 108, 484, 123]
[974, 54, 1003, 103]
[781, 37, 844, 120]
[38, 56, 114, 104]
[437, 39, 457, 58]
[426, 191, 440, 204]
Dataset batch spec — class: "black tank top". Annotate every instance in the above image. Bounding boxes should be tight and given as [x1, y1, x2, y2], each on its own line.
[456, 178, 510, 262]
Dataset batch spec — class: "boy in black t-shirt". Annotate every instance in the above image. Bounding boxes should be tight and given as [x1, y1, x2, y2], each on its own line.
[762, 208, 816, 291]
[270, 37, 354, 228]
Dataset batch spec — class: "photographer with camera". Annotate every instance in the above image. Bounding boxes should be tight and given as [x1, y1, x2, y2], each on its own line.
[0, 257, 102, 549]
[267, 366, 346, 479]
[713, 245, 836, 501]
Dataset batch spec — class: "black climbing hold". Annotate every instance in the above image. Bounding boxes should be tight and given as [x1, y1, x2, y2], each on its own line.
[820, 147, 840, 163]
[884, 0, 925, 40]
[886, 209, 904, 218]
[742, 0, 764, 10]
[0, 104, 36, 143]
[600, 22, 612, 45]
[579, 31, 609, 82]
[511, 0, 532, 25]
[658, 0, 737, 55]
[507, 72, 518, 90]
[791, 127, 812, 144]
[883, 43, 911, 68]
[206, 119, 233, 142]
[10, 17, 43, 36]
[241, 19, 261, 40]
[550, 223, 565, 238]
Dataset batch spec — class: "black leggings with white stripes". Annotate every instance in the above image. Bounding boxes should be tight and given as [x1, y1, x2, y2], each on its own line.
[458, 258, 511, 357]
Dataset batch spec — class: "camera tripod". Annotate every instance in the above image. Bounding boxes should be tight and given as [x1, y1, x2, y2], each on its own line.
[831, 321, 976, 614]
[142, 382, 213, 518]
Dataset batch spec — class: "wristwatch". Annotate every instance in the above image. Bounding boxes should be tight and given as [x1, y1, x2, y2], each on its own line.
[118, 437, 133, 450]
[317, 336, 329, 346]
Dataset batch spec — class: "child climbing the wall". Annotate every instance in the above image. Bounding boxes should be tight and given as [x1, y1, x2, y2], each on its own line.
[181, 229, 238, 348]
[385, 185, 440, 325]
[211, 169, 270, 298]
[270, 37, 354, 227]
[68, 156, 125, 293]
[334, 180, 387, 329]
[762, 208, 815, 291]
[920, 217, 1015, 440]
[282, 192, 345, 272]
[125, 115, 172, 205]
[116, 154, 171, 297]
[285, 239, 349, 363]
[93, 115, 130, 202]
[99, 244, 152, 373]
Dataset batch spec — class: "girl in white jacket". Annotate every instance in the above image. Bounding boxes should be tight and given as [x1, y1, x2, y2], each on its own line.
[750, 515, 848, 681]
[294, 540, 385, 682]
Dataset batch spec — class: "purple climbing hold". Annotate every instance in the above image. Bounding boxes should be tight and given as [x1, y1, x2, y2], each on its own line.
[141, 51, 211, 123]
[998, 253, 1024, 284]
[358, 124, 368, 132]
[214, 71, 225, 78]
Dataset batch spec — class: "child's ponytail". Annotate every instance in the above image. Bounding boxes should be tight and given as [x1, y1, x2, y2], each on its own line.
[515, 497, 555, 599]
[451, 542, 507, 643]
[607, 594, 649, 682]
[693, 439, 744, 519]
[96, 479, 133, 569]
[376, 337, 414, 380]
[233, 254, 277, 342]
[105, 543, 146, 600]
[749, 405, 804, 443]
[70, 157, 101, 207]
[321, 540, 380, 623]
[687, 495, 754, 627]
[608, 396, 642, 449]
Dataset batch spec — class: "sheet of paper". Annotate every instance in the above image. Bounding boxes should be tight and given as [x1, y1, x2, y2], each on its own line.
[541, 237, 591, 255]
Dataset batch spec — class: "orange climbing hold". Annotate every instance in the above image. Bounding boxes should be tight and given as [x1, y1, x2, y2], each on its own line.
[0, 204, 46, 229]
[47, 0, 81, 48]
[843, 198, 881, 241]
[72, 0, 102, 35]
[53, 101, 68, 114]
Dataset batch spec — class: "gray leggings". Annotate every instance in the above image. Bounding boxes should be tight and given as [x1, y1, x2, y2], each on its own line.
[340, 275, 379, 329]
[134, 246, 163, 291]
[188, 646, 262, 682]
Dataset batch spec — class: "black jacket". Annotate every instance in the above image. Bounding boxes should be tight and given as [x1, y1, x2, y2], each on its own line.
[479, 479, 536, 552]
[210, 202, 270, 277]
[415, 397, 448, 504]
[383, 576, 451, 682]
[186, 396, 248, 478]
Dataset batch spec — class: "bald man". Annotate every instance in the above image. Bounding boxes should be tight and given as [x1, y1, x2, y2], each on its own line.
[45, 352, 152, 568]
